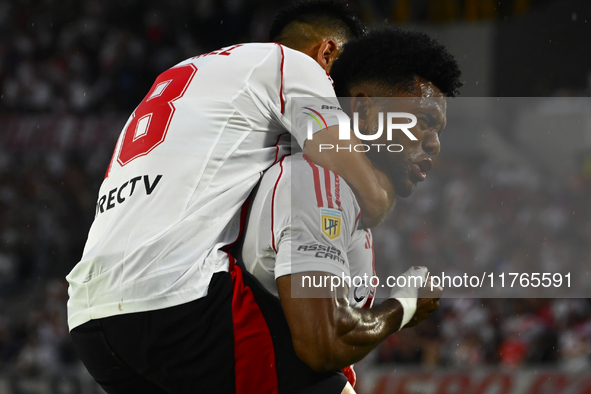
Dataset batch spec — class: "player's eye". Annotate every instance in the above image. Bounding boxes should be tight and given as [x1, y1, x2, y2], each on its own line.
[420, 114, 443, 136]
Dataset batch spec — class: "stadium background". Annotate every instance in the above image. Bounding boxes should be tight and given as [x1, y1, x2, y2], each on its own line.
[1, 0, 590, 392]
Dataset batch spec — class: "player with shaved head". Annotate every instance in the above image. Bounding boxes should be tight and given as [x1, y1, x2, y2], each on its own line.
[270, 0, 365, 71]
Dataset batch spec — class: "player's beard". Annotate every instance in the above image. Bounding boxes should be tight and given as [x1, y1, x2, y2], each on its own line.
[390, 161, 416, 198]
[373, 155, 416, 198]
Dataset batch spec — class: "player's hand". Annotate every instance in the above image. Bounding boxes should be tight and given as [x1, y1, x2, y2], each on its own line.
[403, 276, 442, 328]
[388, 266, 430, 330]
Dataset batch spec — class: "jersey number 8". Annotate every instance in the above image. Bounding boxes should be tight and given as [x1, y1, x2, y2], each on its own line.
[105, 64, 197, 177]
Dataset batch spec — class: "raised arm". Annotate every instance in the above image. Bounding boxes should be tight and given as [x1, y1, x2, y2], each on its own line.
[267, 46, 395, 228]
[276, 268, 440, 372]
[303, 126, 395, 228]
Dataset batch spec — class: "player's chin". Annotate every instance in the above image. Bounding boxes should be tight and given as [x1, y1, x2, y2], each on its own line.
[394, 177, 416, 198]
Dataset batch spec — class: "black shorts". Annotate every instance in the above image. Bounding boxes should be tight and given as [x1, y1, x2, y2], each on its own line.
[70, 262, 347, 394]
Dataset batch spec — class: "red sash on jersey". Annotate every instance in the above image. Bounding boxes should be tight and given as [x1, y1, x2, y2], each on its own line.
[342, 365, 356, 387]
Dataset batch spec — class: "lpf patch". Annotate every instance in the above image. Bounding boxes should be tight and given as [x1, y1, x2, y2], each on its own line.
[320, 208, 341, 239]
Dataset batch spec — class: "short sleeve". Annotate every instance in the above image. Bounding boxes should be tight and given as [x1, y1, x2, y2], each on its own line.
[272, 45, 349, 149]
[273, 157, 358, 279]
[274, 207, 351, 279]
[346, 229, 377, 308]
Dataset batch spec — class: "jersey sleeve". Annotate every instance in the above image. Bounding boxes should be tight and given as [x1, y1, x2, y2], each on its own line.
[273, 157, 358, 279]
[279, 46, 346, 149]
[346, 229, 377, 308]
[249, 45, 349, 149]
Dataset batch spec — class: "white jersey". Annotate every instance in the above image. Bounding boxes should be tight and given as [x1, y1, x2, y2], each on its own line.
[242, 153, 376, 308]
[67, 43, 344, 330]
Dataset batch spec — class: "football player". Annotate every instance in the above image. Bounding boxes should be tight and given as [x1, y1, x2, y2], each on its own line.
[242, 26, 462, 393]
[67, 2, 398, 394]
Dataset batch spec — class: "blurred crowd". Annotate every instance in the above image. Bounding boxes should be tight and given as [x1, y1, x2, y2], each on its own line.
[0, 0, 549, 114]
[0, 0, 270, 113]
[372, 157, 591, 371]
[0, 148, 96, 386]
[0, 148, 108, 292]
[0, 148, 108, 375]
[374, 297, 591, 371]
[0, 278, 77, 375]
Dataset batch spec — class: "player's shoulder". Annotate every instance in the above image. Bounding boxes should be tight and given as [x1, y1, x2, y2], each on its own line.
[249, 43, 326, 75]
[285, 153, 358, 212]
[258, 154, 360, 242]
[237, 42, 317, 64]
[287, 153, 349, 184]
[174, 42, 282, 67]
[278, 44, 321, 64]
[261, 153, 357, 206]
[278, 44, 332, 79]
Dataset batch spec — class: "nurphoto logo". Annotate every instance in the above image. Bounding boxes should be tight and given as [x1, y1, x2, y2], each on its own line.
[302, 105, 418, 153]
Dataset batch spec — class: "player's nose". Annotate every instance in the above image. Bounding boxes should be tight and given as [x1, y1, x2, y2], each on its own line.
[422, 130, 440, 156]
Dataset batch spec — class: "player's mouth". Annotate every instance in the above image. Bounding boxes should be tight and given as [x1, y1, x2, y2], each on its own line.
[411, 159, 432, 182]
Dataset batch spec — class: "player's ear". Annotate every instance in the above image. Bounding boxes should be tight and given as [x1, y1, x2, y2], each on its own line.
[350, 93, 374, 134]
[315, 39, 339, 72]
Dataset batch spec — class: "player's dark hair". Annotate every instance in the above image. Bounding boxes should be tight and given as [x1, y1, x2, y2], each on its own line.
[331, 27, 463, 97]
[269, 0, 366, 42]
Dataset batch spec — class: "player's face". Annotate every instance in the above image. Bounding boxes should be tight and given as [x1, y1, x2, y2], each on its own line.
[366, 80, 447, 197]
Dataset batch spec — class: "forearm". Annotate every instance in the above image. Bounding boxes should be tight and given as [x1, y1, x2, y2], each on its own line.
[317, 298, 403, 370]
[278, 270, 437, 372]
[282, 288, 404, 371]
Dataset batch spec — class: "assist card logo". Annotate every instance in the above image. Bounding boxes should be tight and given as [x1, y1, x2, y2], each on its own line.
[321, 208, 341, 239]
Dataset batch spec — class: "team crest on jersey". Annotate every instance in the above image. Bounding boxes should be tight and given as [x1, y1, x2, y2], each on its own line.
[320, 208, 341, 239]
